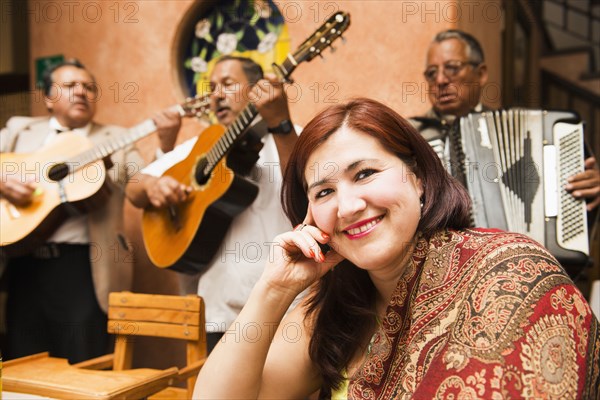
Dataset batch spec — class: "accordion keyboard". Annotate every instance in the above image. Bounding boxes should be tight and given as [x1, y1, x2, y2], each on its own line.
[460, 109, 589, 267]
[553, 122, 588, 254]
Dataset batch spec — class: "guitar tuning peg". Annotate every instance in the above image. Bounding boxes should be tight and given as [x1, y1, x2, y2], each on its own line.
[341, 36, 347, 44]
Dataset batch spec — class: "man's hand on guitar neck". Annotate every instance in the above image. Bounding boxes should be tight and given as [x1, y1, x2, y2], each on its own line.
[250, 73, 293, 130]
[248, 73, 298, 173]
[0, 175, 37, 206]
[152, 107, 183, 153]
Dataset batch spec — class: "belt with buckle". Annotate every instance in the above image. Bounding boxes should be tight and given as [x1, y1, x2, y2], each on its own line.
[31, 243, 61, 259]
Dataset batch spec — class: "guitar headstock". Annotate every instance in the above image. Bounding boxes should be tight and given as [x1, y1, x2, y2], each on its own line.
[178, 94, 211, 118]
[292, 11, 350, 65]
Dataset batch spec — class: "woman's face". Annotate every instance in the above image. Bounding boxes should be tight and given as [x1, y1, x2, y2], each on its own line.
[305, 125, 423, 272]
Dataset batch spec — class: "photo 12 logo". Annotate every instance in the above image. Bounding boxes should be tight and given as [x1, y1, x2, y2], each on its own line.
[400, 1, 503, 24]
[2, 1, 140, 24]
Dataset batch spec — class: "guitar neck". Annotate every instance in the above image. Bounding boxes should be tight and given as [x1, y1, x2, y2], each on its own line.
[67, 118, 159, 168]
[201, 103, 259, 176]
[199, 57, 300, 177]
[67, 102, 199, 169]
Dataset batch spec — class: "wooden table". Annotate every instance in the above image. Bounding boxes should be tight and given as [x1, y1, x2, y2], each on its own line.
[2, 391, 51, 399]
[2, 353, 178, 400]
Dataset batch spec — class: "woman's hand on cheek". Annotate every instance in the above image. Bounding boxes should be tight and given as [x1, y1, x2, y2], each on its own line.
[261, 209, 344, 297]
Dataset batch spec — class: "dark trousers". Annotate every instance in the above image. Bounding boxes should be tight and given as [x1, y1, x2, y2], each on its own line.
[5, 243, 109, 364]
[206, 332, 225, 354]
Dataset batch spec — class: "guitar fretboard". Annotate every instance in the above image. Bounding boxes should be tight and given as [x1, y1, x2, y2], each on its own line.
[66, 119, 158, 170]
[202, 103, 259, 176]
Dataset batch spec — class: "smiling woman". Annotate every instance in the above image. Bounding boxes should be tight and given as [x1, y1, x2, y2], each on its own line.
[304, 125, 424, 272]
[192, 98, 600, 400]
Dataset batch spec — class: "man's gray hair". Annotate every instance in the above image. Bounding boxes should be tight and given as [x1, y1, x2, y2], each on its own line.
[433, 29, 485, 64]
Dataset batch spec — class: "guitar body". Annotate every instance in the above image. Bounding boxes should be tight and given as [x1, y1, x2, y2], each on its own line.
[1, 133, 110, 256]
[141, 124, 259, 272]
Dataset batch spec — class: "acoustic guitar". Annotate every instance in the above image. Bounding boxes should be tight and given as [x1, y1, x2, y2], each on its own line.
[0, 96, 210, 257]
[141, 11, 351, 273]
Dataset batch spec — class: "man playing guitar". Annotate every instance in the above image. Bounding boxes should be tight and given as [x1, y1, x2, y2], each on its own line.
[0, 59, 181, 363]
[126, 56, 298, 353]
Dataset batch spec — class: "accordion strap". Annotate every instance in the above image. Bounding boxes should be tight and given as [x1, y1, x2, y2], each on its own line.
[448, 120, 467, 187]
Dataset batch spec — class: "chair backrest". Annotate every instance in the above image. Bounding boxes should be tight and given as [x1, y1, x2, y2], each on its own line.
[107, 291, 207, 394]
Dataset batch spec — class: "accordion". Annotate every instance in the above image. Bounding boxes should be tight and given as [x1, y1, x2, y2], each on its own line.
[459, 109, 589, 267]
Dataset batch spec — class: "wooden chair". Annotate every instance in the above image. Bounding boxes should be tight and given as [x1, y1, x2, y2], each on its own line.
[2, 292, 207, 399]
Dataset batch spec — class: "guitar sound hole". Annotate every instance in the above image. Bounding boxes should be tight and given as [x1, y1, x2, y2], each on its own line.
[48, 163, 69, 181]
[194, 157, 210, 185]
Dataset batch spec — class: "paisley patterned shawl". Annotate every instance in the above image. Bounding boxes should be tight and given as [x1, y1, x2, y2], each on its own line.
[347, 228, 600, 399]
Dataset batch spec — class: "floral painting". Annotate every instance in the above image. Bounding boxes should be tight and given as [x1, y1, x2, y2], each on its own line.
[182, 0, 290, 97]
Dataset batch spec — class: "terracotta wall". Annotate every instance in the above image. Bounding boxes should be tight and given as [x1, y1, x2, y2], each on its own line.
[25, 0, 503, 368]
[27, 0, 503, 145]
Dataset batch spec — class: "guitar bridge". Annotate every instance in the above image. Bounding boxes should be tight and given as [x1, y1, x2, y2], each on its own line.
[168, 205, 182, 231]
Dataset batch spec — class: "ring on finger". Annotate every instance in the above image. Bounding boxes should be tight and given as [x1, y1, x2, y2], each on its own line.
[295, 223, 307, 231]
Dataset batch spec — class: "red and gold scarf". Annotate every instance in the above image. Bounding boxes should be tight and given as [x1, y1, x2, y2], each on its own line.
[347, 228, 600, 399]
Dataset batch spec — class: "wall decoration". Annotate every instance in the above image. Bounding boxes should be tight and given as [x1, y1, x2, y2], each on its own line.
[181, 0, 290, 97]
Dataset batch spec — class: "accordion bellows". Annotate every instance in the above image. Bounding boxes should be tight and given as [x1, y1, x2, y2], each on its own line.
[459, 108, 589, 267]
